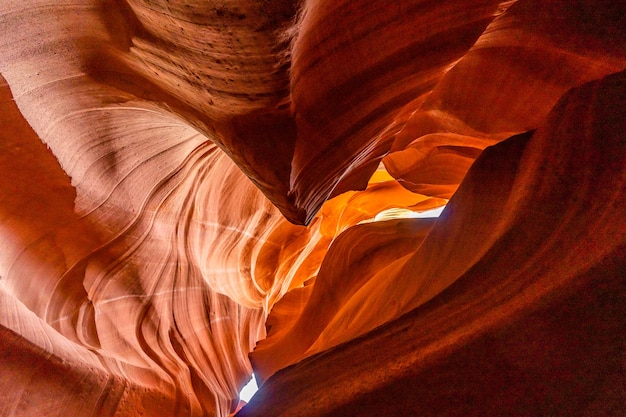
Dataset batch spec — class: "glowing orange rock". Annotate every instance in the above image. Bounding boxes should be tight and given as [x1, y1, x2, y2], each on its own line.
[0, 0, 624, 416]
[241, 69, 626, 416]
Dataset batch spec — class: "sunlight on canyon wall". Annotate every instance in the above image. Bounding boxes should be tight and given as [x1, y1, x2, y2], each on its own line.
[0, 0, 624, 416]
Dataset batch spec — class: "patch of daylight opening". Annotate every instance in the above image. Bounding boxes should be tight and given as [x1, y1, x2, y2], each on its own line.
[360, 205, 446, 224]
[383, 206, 446, 219]
[239, 374, 259, 403]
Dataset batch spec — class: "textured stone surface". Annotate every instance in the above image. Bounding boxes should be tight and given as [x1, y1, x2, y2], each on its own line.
[0, 1, 624, 416]
[242, 70, 626, 416]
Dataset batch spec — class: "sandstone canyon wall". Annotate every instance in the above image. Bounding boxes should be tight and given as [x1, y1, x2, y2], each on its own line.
[0, 1, 624, 416]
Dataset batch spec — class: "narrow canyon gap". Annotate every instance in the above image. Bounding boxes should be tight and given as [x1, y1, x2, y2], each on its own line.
[0, 1, 624, 416]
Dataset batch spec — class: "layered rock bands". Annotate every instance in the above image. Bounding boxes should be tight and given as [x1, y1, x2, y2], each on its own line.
[0, 1, 624, 416]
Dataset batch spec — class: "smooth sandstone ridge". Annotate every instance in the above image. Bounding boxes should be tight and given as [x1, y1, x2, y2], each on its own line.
[0, 1, 624, 416]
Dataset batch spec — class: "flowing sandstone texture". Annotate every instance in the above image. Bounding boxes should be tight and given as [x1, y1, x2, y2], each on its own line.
[0, 0, 624, 416]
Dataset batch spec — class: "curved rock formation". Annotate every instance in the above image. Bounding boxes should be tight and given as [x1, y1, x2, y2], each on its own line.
[0, 0, 624, 416]
[243, 70, 626, 415]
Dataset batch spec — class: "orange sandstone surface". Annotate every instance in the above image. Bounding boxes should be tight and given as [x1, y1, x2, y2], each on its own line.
[0, 1, 624, 416]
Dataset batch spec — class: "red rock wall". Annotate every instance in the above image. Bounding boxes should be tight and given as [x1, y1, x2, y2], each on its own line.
[0, 1, 624, 416]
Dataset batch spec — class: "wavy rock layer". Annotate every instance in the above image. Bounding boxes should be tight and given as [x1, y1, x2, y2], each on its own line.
[0, 0, 625, 416]
[242, 70, 626, 416]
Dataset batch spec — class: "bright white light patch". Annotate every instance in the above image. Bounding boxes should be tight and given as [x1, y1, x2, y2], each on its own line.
[365, 206, 446, 223]
[405, 206, 446, 218]
[239, 374, 259, 402]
